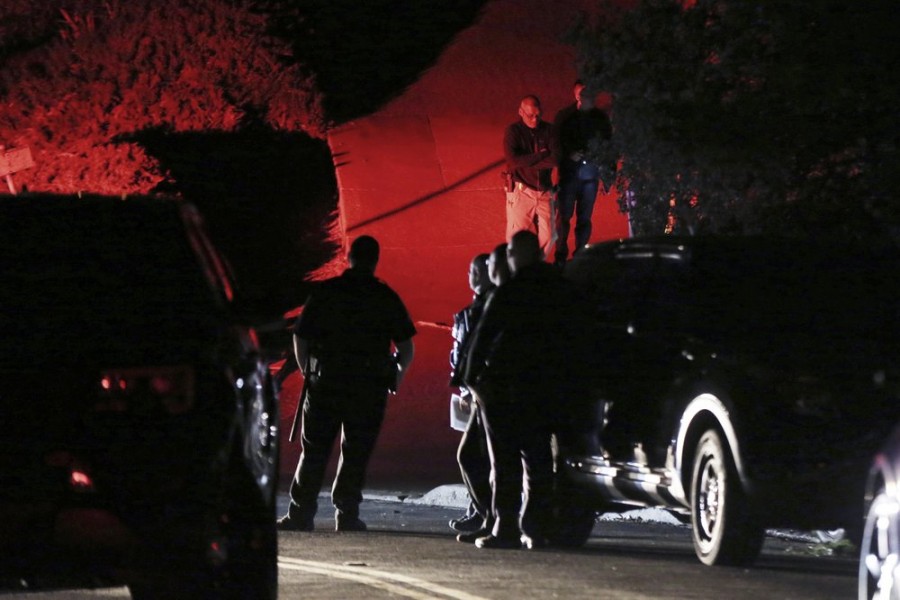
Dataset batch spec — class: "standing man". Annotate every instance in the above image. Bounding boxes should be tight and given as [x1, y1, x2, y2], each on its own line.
[448, 253, 494, 536]
[464, 231, 576, 550]
[277, 235, 416, 532]
[553, 81, 614, 266]
[504, 95, 560, 260]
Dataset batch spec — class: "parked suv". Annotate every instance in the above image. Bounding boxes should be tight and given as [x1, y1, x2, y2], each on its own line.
[559, 235, 900, 566]
[0, 196, 279, 598]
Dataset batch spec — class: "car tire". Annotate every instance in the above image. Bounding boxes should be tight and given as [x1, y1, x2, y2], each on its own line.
[858, 487, 899, 600]
[217, 458, 278, 600]
[545, 475, 597, 548]
[690, 429, 764, 566]
[127, 459, 277, 600]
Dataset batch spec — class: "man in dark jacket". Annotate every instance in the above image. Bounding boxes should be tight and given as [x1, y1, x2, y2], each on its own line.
[463, 230, 583, 549]
[554, 81, 614, 266]
[448, 253, 495, 535]
[504, 95, 560, 260]
[277, 235, 416, 532]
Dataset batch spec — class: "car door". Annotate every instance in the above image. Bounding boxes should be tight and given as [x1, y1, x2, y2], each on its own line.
[580, 243, 693, 468]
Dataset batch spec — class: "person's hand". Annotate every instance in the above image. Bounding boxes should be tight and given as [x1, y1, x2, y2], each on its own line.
[570, 151, 584, 162]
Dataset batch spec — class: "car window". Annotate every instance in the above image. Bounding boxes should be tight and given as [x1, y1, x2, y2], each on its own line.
[181, 204, 236, 305]
[1, 199, 226, 364]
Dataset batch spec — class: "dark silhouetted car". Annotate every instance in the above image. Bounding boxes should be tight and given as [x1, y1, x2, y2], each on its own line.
[0, 196, 279, 598]
[860, 422, 900, 599]
[558, 235, 900, 566]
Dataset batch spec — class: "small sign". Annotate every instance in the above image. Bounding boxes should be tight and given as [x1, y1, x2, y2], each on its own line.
[0, 146, 34, 178]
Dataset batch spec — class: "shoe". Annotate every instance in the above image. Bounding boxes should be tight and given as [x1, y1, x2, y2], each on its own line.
[474, 534, 522, 550]
[520, 533, 547, 550]
[335, 516, 368, 532]
[449, 513, 482, 533]
[276, 514, 314, 532]
[456, 528, 492, 544]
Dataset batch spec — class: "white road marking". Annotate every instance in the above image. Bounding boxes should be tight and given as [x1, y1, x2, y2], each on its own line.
[278, 557, 490, 600]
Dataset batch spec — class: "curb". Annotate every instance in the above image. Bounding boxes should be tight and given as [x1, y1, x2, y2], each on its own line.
[366, 484, 686, 526]
[282, 485, 844, 542]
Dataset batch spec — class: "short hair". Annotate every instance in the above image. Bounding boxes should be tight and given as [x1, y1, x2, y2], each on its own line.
[489, 242, 511, 284]
[510, 230, 542, 265]
[471, 252, 490, 276]
[490, 243, 508, 264]
[520, 94, 541, 108]
[348, 235, 379, 269]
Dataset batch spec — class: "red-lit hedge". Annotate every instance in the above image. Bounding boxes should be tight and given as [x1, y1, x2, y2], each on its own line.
[0, 0, 325, 195]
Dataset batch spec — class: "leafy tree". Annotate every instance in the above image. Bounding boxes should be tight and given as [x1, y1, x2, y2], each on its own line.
[572, 0, 900, 240]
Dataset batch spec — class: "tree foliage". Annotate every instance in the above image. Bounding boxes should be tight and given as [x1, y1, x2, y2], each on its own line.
[572, 0, 900, 239]
[0, 0, 325, 195]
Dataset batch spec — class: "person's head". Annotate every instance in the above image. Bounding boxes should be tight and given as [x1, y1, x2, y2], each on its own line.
[518, 95, 542, 129]
[468, 253, 492, 295]
[573, 80, 586, 105]
[507, 230, 542, 275]
[574, 81, 597, 110]
[348, 235, 379, 273]
[488, 243, 511, 287]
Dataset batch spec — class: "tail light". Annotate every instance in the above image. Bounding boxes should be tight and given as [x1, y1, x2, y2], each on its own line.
[95, 366, 196, 415]
[45, 451, 96, 493]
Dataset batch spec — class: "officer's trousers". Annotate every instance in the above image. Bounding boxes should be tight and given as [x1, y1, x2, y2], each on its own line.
[480, 392, 555, 541]
[288, 380, 387, 521]
[457, 398, 492, 523]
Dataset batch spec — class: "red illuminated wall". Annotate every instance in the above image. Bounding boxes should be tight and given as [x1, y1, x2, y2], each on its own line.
[280, 0, 630, 490]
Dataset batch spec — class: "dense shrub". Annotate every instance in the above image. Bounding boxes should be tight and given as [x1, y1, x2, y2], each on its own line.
[0, 0, 325, 195]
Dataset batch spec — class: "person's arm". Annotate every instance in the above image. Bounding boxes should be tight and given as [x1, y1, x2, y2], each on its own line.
[504, 125, 550, 170]
[449, 311, 465, 385]
[293, 334, 310, 375]
[534, 124, 560, 169]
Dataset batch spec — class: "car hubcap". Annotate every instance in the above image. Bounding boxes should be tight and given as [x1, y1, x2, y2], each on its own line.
[248, 393, 277, 494]
[861, 492, 900, 600]
[698, 458, 721, 542]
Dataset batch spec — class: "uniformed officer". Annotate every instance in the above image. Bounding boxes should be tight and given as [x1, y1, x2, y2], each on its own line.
[277, 235, 416, 532]
[464, 231, 579, 549]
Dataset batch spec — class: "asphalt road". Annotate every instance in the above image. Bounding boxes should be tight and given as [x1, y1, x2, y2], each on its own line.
[6, 496, 857, 599]
[277, 500, 857, 600]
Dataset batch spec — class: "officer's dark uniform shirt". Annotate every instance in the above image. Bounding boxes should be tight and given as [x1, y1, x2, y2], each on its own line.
[294, 268, 416, 380]
[464, 262, 587, 399]
[503, 120, 558, 192]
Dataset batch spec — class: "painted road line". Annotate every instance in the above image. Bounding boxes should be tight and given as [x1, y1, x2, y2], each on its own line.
[278, 557, 490, 600]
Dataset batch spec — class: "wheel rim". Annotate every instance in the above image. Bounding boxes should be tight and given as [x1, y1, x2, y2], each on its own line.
[860, 492, 900, 600]
[695, 450, 723, 550]
[246, 386, 278, 502]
